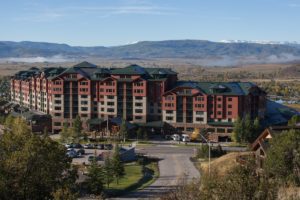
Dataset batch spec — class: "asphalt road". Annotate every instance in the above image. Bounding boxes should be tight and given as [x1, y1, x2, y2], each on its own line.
[111, 145, 200, 200]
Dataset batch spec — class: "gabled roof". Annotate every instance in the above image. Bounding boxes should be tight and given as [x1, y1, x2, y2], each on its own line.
[111, 64, 148, 75]
[251, 125, 300, 151]
[164, 81, 260, 96]
[73, 61, 97, 68]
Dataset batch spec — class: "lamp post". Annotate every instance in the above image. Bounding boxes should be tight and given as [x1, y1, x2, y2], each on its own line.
[199, 132, 211, 176]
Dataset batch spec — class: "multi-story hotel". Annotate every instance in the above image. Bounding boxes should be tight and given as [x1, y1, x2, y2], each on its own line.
[10, 62, 266, 141]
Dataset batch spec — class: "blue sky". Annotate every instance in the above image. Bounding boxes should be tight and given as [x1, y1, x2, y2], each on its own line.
[0, 0, 299, 46]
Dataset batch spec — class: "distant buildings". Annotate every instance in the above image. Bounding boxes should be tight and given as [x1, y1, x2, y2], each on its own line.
[10, 62, 266, 141]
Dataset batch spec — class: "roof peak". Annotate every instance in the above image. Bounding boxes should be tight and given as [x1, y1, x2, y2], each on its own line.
[73, 61, 97, 68]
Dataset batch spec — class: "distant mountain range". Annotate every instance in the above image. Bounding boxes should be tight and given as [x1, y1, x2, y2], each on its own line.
[1, 40, 300, 66]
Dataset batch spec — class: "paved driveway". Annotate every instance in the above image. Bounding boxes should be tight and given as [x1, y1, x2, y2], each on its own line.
[112, 145, 200, 200]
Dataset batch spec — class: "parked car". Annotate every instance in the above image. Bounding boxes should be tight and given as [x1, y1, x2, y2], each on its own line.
[164, 135, 172, 140]
[181, 134, 191, 142]
[88, 155, 102, 162]
[96, 144, 104, 150]
[104, 144, 113, 150]
[83, 143, 94, 149]
[72, 143, 83, 148]
[76, 148, 85, 155]
[66, 150, 78, 158]
[65, 143, 83, 149]
[172, 134, 181, 141]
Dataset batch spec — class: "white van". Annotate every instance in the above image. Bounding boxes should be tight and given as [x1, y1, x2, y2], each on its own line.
[181, 134, 191, 142]
[172, 134, 181, 141]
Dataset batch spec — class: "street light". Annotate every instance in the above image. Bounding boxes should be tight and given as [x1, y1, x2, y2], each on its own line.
[198, 132, 211, 176]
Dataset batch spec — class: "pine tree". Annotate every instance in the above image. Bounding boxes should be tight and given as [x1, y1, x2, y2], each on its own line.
[232, 116, 243, 143]
[87, 160, 104, 195]
[136, 127, 143, 141]
[251, 117, 261, 142]
[119, 119, 128, 142]
[72, 115, 82, 143]
[103, 156, 114, 188]
[60, 122, 72, 143]
[244, 114, 253, 143]
[111, 144, 125, 184]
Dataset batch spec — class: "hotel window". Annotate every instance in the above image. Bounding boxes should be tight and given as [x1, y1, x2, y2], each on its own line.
[228, 97, 232, 101]
[135, 116, 142, 120]
[54, 106, 61, 111]
[107, 102, 114, 106]
[228, 118, 232, 122]
[106, 81, 114, 86]
[54, 100, 61, 104]
[107, 108, 114, 113]
[80, 88, 88, 92]
[217, 97, 222, 101]
[81, 114, 88, 117]
[228, 111, 232, 115]
[81, 95, 88, 98]
[196, 96, 204, 101]
[166, 110, 173, 114]
[135, 96, 143, 100]
[134, 89, 143, 93]
[166, 96, 174, 100]
[54, 122, 61, 126]
[80, 81, 88, 85]
[81, 107, 88, 111]
[135, 109, 143, 113]
[135, 102, 143, 107]
[228, 104, 232, 108]
[196, 111, 204, 115]
[107, 95, 114, 99]
[134, 82, 143, 86]
[196, 117, 204, 122]
[81, 101, 88, 105]
[217, 104, 222, 108]
[166, 116, 173, 120]
[217, 111, 222, 115]
[54, 113, 61, 117]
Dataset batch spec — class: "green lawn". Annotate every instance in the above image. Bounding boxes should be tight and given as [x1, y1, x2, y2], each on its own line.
[108, 164, 143, 190]
[105, 159, 159, 197]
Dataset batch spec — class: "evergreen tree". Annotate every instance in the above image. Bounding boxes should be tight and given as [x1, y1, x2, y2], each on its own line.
[60, 122, 72, 143]
[136, 127, 143, 141]
[244, 114, 253, 142]
[264, 129, 300, 185]
[288, 115, 300, 127]
[0, 117, 77, 200]
[143, 129, 149, 141]
[103, 156, 114, 188]
[232, 116, 243, 143]
[251, 117, 261, 142]
[86, 160, 104, 195]
[119, 119, 128, 142]
[111, 144, 125, 184]
[72, 115, 83, 143]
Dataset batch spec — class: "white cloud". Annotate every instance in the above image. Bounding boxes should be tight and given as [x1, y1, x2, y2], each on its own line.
[13, 1, 178, 22]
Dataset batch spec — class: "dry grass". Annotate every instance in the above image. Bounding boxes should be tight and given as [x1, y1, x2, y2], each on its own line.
[198, 152, 251, 176]
[285, 104, 300, 112]
[278, 186, 300, 200]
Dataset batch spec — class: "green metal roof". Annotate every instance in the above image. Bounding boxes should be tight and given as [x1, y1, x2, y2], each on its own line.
[111, 64, 148, 75]
[168, 81, 260, 96]
[73, 61, 97, 68]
